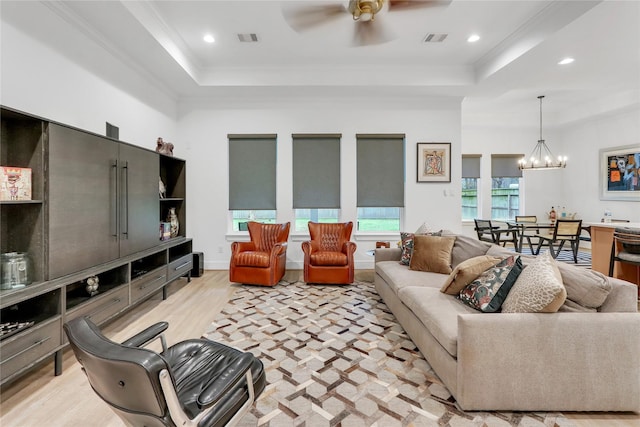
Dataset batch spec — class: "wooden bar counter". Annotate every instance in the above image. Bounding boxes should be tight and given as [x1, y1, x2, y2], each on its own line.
[587, 221, 640, 285]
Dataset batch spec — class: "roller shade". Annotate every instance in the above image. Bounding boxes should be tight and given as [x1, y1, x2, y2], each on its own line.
[462, 155, 481, 178]
[292, 134, 341, 209]
[357, 134, 405, 207]
[491, 154, 523, 178]
[228, 134, 277, 210]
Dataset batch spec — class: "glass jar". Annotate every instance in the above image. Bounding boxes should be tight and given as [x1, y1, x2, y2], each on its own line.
[1, 252, 32, 290]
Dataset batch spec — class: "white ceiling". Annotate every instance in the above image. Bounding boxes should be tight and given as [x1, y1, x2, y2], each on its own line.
[2, 0, 639, 126]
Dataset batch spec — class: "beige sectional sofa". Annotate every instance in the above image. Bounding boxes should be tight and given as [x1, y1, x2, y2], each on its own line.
[374, 234, 640, 412]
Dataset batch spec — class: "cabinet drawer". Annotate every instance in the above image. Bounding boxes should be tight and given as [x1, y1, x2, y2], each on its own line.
[131, 267, 167, 304]
[167, 254, 193, 282]
[1, 317, 62, 383]
[66, 286, 129, 327]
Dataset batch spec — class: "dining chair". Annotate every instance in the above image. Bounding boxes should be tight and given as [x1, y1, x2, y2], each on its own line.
[514, 215, 540, 253]
[535, 219, 583, 263]
[473, 219, 518, 248]
[609, 227, 640, 286]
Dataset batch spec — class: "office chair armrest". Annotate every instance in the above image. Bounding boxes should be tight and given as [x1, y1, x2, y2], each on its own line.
[121, 321, 169, 348]
[198, 352, 256, 407]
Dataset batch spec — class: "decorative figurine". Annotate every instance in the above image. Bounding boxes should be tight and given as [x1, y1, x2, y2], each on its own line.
[155, 137, 174, 156]
[85, 275, 99, 297]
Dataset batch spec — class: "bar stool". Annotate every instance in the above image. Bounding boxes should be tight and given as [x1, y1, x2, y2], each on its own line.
[609, 227, 640, 288]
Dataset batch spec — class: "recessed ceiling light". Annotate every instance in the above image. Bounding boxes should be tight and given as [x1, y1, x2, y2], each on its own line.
[203, 34, 215, 44]
[467, 34, 480, 43]
[558, 57, 574, 65]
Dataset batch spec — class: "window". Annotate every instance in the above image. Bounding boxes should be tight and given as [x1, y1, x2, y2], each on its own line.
[292, 134, 341, 232]
[491, 154, 523, 220]
[462, 155, 480, 221]
[356, 134, 405, 232]
[228, 134, 277, 231]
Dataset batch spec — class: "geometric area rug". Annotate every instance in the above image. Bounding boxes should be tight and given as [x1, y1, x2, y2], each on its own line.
[204, 281, 575, 427]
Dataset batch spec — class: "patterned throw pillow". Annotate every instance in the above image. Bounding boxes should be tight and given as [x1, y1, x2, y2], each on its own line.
[458, 256, 524, 312]
[399, 232, 416, 265]
[502, 251, 566, 313]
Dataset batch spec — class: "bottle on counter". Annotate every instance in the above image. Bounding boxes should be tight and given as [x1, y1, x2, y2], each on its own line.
[549, 206, 556, 224]
[561, 206, 567, 218]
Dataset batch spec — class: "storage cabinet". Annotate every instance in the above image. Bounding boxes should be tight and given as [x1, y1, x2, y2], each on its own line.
[48, 125, 160, 279]
[0, 106, 193, 385]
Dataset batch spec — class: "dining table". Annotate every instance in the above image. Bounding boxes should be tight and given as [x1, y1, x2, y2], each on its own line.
[504, 221, 555, 253]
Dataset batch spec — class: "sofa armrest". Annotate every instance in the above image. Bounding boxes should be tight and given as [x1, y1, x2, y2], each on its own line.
[456, 312, 640, 412]
[375, 248, 401, 263]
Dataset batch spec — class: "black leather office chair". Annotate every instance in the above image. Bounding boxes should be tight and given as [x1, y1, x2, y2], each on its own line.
[64, 317, 265, 427]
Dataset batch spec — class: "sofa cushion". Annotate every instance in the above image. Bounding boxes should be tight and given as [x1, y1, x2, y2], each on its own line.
[409, 235, 456, 274]
[555, 262, 611, 309]
[449, 235, 492, 269]
[502, 252, 566, 313]
[459, 256, 524, 312]
[440, 255, 501, 295]
[398, 286, 479, 357]
[376, 261, 446, 297]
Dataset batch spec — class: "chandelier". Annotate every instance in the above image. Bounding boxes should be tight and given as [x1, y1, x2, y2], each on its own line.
[349, 0, 384, 21]
[518, 95, 567, 170]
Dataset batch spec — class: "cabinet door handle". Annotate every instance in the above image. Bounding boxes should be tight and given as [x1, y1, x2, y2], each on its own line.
[174, 262, 191, 271]
[112, 160, 119, 237]
[87, 298, 122, 320]
[1, 336, 51, 364]
[121, 161, 129, 239]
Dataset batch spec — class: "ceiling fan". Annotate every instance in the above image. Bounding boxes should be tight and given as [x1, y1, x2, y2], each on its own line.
[282, 0, 451, 46]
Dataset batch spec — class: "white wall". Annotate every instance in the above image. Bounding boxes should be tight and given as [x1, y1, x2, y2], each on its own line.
[559, 107, 640, 223]
[178, 98, 462, 269]
[0, 19, 177, 148]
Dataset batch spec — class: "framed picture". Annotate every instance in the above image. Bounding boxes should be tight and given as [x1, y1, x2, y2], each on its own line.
[599, 144, 640, 201]
[417, 142, 451, 182]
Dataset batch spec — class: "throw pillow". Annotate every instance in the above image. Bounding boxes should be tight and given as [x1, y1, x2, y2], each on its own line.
[409, 235, 456, 274]
[399, 232, 416, 265]
[440, 255, 501, 295]
[458, 256, 524, 312]
[399, 230, 442, 266]
[502, 252, 567, 313]
[414, 222, 433, 235]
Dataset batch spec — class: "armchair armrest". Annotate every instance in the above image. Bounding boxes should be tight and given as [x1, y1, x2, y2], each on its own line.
[197, 352, 255, 407]
[121, 321, 169, 348]
[270, 241, 288, 256]
[231, 241, 256, 254]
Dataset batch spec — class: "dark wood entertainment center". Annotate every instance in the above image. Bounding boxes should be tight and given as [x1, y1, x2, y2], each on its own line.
[0, 106, 193, 385]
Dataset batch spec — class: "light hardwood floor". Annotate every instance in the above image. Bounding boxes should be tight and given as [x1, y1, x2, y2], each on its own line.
[0, 270, 637, 427]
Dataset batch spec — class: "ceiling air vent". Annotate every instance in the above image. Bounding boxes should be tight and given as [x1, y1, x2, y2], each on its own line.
[423, 33, 447, 43]
[237, 33, 259, 42]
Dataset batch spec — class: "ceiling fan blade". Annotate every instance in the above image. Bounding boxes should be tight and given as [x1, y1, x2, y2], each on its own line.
[282, 2, 347, 33]
[389, 0, 452, 11]
[352, 20, 396, 46]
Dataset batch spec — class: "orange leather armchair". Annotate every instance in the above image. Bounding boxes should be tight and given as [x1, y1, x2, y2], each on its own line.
[230, 221, 290, 286]
[302, 222, 357, 285]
